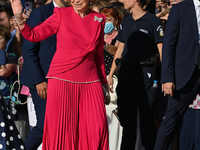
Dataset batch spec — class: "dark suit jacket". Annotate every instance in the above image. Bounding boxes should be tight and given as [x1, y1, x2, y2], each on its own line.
[21, 2, 56, 89]
[161, 0, 199, 90]
[7, 37, 14, 53]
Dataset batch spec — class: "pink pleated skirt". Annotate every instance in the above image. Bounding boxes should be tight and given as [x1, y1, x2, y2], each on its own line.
[42, 78, 109, 150]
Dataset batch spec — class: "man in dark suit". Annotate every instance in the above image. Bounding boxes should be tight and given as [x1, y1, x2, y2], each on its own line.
[154, 0, 200, 149]
[21, 0, 70, 149]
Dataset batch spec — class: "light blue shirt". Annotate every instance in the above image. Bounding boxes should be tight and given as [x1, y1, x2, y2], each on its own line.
[5, 29, 16, 52]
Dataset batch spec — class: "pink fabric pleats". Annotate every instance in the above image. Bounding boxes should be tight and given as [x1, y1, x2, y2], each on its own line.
[42, 79, 109, 150]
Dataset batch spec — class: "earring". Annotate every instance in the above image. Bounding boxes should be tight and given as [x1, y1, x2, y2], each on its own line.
[115, 25, 118, 30]
[115, 20, 118, 30]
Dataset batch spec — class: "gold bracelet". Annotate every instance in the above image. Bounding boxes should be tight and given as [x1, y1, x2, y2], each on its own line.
[14, 16, 25, 25]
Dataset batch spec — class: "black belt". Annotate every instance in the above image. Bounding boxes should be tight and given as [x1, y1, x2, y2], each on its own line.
[116, 58, 156, 67]
[123, 58, 155, 66]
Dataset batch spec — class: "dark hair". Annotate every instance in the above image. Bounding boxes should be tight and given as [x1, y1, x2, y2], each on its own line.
[90, 0, 108, 12]
[100, 6, 123, 30]
[139, 0, 147, 8]
[89, 0, 102, 7]
[145, 0, 155, 14]
[0, 5, 13, 20]
[0, 24, 11, 42]
[108, 2, 129, 18]
[0, 0, 7, 6]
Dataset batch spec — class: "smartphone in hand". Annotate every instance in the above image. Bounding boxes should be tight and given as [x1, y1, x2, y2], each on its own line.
[25, 2, 33, 12]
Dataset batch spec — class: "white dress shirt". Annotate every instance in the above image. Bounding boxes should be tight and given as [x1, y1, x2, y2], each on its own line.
[53, 0, 59, 8]
[194, 0, 200, 40]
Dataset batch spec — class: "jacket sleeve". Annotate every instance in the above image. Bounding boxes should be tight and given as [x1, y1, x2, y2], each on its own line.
[21, 7, 57, 86]
[20, 7, 61, 42]
[94, 16, 108, 84]
[161, 5, 180, 84]
[0, 50, 6, 65]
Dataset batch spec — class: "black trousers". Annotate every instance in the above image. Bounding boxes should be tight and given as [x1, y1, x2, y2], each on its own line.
[179, 108, 200, 150]
[154, 66, 200, 150]
[117, 65, 157, 150]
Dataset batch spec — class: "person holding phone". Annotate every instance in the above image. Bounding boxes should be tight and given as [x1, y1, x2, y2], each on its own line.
[155, 0, 167, 16]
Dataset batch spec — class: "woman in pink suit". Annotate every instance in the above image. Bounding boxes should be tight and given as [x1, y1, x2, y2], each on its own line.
[11, 0, 109, 149]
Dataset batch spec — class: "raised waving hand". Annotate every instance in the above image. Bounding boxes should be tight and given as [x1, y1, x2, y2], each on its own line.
[10, 0, 25, 29]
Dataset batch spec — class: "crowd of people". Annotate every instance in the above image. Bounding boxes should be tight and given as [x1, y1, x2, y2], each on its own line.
[0, 0, 199, 149]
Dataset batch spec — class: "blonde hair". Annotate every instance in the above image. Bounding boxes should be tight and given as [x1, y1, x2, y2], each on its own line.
[159, 8, 171, 18]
